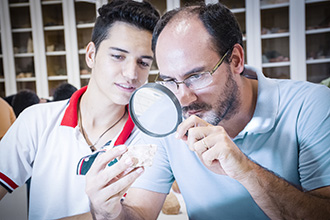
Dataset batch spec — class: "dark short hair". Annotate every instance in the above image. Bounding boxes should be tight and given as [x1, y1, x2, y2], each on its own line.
[92, 0, 160, 53]
[12, 89, 40, 117]
[53, 83, 78, 101]
[152, 2, 243, 63]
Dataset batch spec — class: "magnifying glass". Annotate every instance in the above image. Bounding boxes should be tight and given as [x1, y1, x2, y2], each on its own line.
[129, 83, 182, 137]
[77, 83, 182, 175]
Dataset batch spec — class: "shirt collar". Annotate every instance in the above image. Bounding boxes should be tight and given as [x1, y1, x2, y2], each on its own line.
[60, 85, 135, 145]
[60, 86, 87, 127]
[236, 65, 279, 138]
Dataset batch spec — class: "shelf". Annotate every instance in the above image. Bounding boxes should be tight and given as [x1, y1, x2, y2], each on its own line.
[306, 0, 330, 4]
[149, 70, 158, 75]
[260, 2, 289, 10]
[306, 27, 330, 35]
[262, 61, 290, 68]
[231, 8, 246, 13]
[46, 51, 66, 56]
[44, 26, 65, 31]
[48, 75, 68, 80]
[41, 0, 62, 5]
[16, 77, 36, 82]
[80, 74, 91, 79]
[261, 32, 290, 39]
[1, 0, 329, 98]
[78, 49, 86, 54]
[14, 53, 34, 57]
[9, 2, 30, 7]
[75, 0, 97, 2]
[12, 28, 32, 33]
[306, 58, 330, 64]
[76, 23, 94, 29]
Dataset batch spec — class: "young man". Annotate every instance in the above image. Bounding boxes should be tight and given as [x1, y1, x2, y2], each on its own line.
[85, 2, 330, 220]
[0, 1, 159, 219]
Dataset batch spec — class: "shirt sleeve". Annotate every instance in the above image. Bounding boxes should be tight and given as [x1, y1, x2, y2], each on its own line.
[298, 85, 330, 191]
[0, 107, 37, 192]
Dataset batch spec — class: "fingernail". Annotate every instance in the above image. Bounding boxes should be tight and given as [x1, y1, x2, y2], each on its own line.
[175, 132, 179, 139]
[125, 157, 133, 165]
[137, 167, 144, 173]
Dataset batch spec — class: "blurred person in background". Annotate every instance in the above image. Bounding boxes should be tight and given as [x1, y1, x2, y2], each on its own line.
[11, 89, 40, 117]
[52, 83, 78, 102]
[0, 97, 16, 140]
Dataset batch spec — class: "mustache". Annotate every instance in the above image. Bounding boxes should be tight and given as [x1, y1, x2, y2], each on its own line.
[182, 102, 212, 114]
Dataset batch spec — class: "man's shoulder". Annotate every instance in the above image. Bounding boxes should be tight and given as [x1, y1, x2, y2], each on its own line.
[276, 79, 329, 101]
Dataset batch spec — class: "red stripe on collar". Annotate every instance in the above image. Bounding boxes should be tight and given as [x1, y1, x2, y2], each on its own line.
[114, 110, 135, 146]
[60, 85, 135, 144]
[60, 86, 87, 127]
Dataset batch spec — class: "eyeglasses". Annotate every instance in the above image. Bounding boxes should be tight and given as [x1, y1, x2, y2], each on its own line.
[155, 50, 229, 93]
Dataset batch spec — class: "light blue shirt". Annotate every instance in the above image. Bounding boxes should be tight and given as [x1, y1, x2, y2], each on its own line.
[131, 66, 330, 219]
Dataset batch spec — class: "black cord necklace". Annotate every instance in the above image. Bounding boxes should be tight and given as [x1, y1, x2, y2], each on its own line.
[78, 107, 127, 152]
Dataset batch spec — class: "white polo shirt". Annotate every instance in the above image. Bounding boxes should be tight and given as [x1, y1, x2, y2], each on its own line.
[0, 86, 136, 219]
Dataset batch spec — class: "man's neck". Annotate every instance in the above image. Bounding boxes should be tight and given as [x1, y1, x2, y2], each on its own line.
[221, 78, 258, 138]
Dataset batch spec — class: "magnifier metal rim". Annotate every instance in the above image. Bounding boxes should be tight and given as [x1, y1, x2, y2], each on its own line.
[129, 83, 182, 137]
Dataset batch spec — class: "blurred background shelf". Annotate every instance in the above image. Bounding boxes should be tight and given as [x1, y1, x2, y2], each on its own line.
[0, 0, 329, 99]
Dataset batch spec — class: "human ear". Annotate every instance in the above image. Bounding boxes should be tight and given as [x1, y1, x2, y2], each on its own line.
[229, 44, 245, 75]
[85, 42, 96, 68]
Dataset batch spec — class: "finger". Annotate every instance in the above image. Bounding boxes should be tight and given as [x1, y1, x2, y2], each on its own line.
[201, 144, 221, 167]
[97, 155, 136, 188]
[186, 126, 211, 151]
[176, 115, 209, 139]
[89, 145, 128, 174]
[192, 138, 210, 155]
[103, 167, 145, 203]
[200, 131, 228, 167]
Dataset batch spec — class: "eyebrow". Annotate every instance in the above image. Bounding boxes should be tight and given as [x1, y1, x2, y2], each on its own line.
[110, 47, 128, 53]
[110, 47, 153, 60]
[141, 55, 154, 60]
[160, 66, 205, 80]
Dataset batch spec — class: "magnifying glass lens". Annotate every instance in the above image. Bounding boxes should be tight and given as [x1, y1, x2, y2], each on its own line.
[129, 83, 182, 137]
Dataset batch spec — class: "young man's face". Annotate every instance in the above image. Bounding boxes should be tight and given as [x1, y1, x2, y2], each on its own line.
[155, 17, 240, 126]
[86, 21, 154, 105]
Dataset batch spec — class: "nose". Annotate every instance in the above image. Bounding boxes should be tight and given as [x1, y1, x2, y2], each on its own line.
[176, 84, 197, 107]
[122, 61, 138, 81]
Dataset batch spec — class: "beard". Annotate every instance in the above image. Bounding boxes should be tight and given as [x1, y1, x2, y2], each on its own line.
[182, 69, 240, 126]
